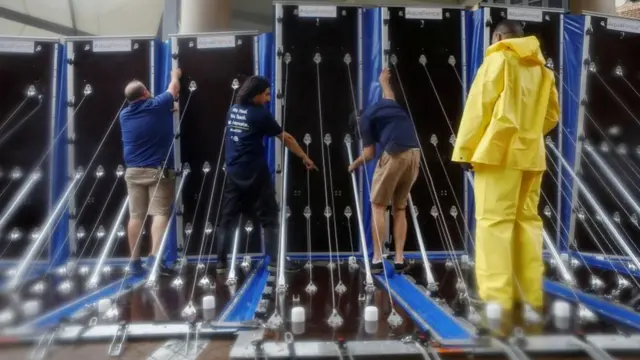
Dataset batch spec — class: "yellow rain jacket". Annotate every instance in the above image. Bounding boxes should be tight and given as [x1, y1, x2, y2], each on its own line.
[452, 36, 559, 170]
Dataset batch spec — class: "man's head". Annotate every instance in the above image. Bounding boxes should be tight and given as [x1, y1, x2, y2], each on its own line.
[491, 20, 525, 45]
[237, 76, 271, 106]
[124, 81, 151, 102]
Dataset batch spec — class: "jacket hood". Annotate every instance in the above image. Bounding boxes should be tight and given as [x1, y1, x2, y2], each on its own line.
[486, 36, 545, 66]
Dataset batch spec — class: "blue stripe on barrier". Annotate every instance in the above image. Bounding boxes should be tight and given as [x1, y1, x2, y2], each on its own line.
[22, 274, 146, 330]
[374, 273, 473, 342]
[571, 252, 640, 278]
[544, 280, 640, 331]
[223, 261, 269, 322]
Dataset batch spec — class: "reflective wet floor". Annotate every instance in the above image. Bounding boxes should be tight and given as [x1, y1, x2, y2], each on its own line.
[0, 268, 122, 328]
[404, 260, 638, 335]
[263, 261, 416, 341]
[73, 262, 249, 324]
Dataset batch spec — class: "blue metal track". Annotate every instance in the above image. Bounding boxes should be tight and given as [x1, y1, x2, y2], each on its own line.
[374, 269, 473, 342]
[218, 260, 269, 322]
[572, 252, 640, 278]
[544, 280, 640, 331]
[20, 274, 146, 330]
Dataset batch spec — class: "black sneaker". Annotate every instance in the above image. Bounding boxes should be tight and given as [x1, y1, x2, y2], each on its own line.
[130, 260, 145, 275]
[268, 259, 303, 273]
[216, 261, 228, 274]
[371, 262, 383, 274]
[158, 264, 176, 277]
[394, 260, 408, 273]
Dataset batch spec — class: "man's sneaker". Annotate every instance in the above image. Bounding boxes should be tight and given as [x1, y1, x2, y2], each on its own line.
[268, 259, 303, 273]
[394, 259, 408, 273]
[371, 261, 383, 274]
[158, 264, 176, 277]
[130, 260, 145, 275]
[216, 261, 228, 274]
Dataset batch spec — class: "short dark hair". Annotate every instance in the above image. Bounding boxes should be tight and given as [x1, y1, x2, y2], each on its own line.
[124, 81, 146, 102]
[494, 20, 524, 39]
[236, 76, 270, 105]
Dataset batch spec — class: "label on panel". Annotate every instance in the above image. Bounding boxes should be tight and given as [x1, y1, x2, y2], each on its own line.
[93, 39, 132, 53]
[506, 8, 543, 23]
[607, 17, 640, 34]
[196, 35, 236, 49]
[0, 40, 35, 54]
[405, 8, 442, 20]
[298, 5, 337, 18]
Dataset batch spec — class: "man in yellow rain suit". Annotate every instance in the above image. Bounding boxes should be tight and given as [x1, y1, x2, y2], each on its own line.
[452, 20, 560, 325]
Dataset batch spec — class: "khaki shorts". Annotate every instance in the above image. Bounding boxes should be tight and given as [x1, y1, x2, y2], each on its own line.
[370, 149, 420, 210]
[124, 168, 175, 219]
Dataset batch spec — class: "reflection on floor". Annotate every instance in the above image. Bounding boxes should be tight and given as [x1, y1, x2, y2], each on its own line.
[73, 263, 248, 324]
[263, 261, 416, 341]
[0, 267, 122, 328]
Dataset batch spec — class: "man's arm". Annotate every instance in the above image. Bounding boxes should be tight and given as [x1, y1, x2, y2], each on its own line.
[451, 53, 506, 163]
[262, 111, 317, 170]
[348, 145, 376, 172]
[278, 132, 309, 160]
[167, 68, 181, 98]
[379, 68, 396, 101]
[543, 75, 560, 135]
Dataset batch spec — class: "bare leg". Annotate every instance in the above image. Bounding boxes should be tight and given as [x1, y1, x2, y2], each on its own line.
[128, 218, 144, 259]
[150, 215, 169, 256]
[371, 204, 387, 262]
[392, 209, 407, 263]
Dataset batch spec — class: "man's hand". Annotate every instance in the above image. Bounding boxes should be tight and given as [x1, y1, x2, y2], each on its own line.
[379, 68, 391, 85]
[460, 162, 472, 171]
[303, 157, 319, 171]
[348, 161, 360, 173]
[172, 68, 182, 79]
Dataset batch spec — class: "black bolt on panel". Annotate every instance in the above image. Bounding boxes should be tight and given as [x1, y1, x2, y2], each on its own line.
[174, 34, 258, 256]
[387, 7, 465, 252]
[487, 6, 563, 242]
[69, 38, 152, 259]
[278, 5, 359, 253]
[574, 15, 640, 255]
[0, 40, 56, 260]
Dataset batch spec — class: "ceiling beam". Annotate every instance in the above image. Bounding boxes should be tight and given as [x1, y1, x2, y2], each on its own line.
[67, 0, 78, 34]
[0, 6, 92, 36]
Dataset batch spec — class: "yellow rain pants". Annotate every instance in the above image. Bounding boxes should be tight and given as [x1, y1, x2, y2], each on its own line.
[474, 165, 545, 310]
[452, 36, 560, 311]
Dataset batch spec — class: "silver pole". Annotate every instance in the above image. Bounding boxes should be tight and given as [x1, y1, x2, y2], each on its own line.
[8, 168, 83, 291]
[583, 144, 640, 216]
[86, 195, 130, 289]
[407, 195, 437, 292]
[226, 215, 243, 286]
[276, 149, 290, 290]
[344, 135, 373, 288]
[146, 170, 189, 287]
[0, 169, 43, 236]
[546, 140, 640, 271]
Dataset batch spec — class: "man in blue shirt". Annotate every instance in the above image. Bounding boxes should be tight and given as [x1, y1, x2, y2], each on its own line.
[348, 68, 421, 274]
[216, 75, 317, 273]
[119, 68, 181, 275]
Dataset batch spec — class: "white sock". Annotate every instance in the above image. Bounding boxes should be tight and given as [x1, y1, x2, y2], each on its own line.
[395, 258, 404, 264]
[372, 258, 382, 264]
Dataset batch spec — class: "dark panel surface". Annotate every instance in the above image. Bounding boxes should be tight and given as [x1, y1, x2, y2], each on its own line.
[280, 5, 359, 253]
[487, 7, 562, 243]
[0, 41, 56, 260]
[71, 39, 152, 259]
[387, 8, 466, 252]
[175, 35, 257, 256]
[573, 16, 640, 254]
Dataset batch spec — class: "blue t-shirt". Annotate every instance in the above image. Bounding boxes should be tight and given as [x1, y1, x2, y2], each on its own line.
[225, 104, 282, 180]
[360, 99, 419, 154]
[119, 91, 175, 168]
